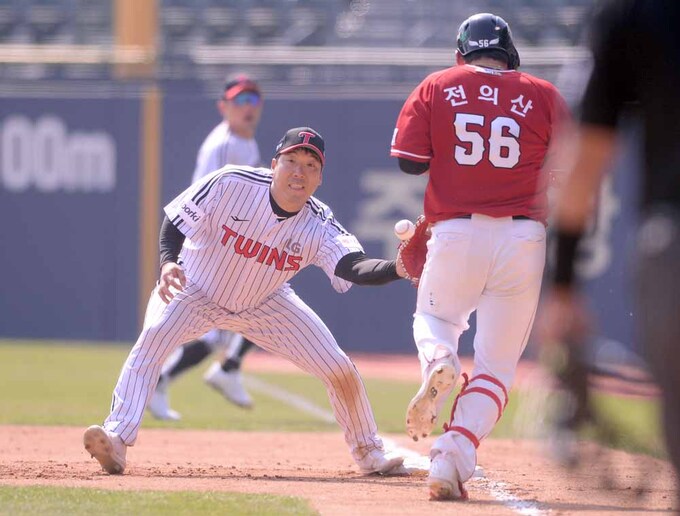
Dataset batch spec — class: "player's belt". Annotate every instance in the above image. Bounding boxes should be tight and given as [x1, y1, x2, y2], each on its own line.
[456, 214, 532, 220]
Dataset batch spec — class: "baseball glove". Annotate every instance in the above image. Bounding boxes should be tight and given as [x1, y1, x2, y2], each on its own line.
[396, 215, 430, 286]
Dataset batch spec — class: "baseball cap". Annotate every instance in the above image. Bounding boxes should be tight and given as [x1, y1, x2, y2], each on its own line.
[275, 127, 325, 166]
[223, 74, 261, 100]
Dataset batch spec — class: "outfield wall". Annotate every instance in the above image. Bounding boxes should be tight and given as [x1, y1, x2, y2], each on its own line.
[0, 84, 640, 355]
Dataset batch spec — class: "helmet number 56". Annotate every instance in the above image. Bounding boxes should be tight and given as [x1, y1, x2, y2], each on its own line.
[454, 113, 521, 169]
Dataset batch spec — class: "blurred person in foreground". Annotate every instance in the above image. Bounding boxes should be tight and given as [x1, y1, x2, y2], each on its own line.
[540, 0, 680, 508]
[148, 74, 264, 420]
[390, 13, 570, 500]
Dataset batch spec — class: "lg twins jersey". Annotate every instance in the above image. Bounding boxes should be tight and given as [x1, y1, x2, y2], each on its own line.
[165, 166, 363, 312]
[192, 123, 261, 183]
[391, 64, 570, 224]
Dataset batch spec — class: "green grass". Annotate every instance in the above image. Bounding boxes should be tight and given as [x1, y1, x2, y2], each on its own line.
[0, 340, 665, 457]
[0, 341, 416, 432]
[491, 384, 664, 457]
[0, 340, 665, 516]
[0, 485, 317, 516]
[590, 392, 664, 456]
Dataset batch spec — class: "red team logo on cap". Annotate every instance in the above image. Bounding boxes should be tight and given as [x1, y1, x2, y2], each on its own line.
[298, 131, 316, 144]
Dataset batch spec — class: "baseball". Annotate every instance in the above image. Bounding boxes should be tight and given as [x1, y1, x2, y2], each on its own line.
[394, 219, 415, 240]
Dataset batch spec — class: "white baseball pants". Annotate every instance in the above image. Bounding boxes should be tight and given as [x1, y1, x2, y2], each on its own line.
[105, 282, 385, 459]
[415, 214, 546, 479]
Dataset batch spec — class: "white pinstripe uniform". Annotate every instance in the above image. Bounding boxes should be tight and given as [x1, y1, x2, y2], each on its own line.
[104, 166, 386, 460]
[193, 121, 261, 183]
[175, 121, 261, 355]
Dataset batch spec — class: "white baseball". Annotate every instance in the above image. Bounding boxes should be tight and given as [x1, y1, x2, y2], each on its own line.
[394, 219, 415, 240]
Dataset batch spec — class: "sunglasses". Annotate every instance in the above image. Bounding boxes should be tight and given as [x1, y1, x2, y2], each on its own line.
[228, 92, 262, 106]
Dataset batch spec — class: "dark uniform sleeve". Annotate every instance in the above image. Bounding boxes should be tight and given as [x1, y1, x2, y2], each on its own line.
[579, 0, 637, 128]
[334, 252, 401, 285]
[159, 216, 186, 267]
[398, 157, 429, 175]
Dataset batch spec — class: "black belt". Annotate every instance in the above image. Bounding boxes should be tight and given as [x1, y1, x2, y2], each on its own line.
[456, 214, 532, 220]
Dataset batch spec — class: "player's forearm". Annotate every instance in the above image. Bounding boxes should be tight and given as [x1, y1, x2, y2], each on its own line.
[552, 125, 616, 286]
[159, 216, 186, 268]
[555, 125, 616, 232]
[334, 251, 401, 285]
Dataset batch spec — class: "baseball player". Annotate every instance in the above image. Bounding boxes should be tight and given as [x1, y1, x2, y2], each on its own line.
[148, 74, 264, 421]
[84, 126, 406, 476]
[390, 13, 570, 500]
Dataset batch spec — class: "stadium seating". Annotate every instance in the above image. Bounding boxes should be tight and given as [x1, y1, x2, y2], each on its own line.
[26, 0, 71, 43]
[0, 0, 594, 49]
[72, 0, 110, 45]
[203, 0, 241, 45]
[0, 0, 19, 43]
[0, 0, 594, 82]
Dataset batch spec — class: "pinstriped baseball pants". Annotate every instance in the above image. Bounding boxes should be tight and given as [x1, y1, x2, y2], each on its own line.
[104, 281, 384, 458]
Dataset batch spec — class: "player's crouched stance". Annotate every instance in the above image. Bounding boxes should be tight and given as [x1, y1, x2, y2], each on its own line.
[84, 126, 408, 477]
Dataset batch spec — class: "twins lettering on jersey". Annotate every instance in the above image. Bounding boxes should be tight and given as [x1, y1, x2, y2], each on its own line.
[220, 224, 303, 272]
[444, 83, 533, 117]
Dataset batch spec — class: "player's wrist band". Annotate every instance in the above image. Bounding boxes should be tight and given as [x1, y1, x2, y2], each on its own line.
[553, 228, 582, 286]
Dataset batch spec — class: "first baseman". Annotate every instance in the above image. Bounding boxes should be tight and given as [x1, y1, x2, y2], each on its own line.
[391, 13, 570, 499]
[149, 74, 265, 420]
[84, 126, 407, 476]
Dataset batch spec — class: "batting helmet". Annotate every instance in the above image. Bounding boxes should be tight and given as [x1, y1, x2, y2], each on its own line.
[456, 13, 520, 70]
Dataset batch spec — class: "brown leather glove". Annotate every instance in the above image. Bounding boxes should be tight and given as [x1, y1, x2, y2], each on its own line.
[396, 215, 430, 286]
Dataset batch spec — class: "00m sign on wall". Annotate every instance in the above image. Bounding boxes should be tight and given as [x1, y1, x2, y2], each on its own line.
[0, 115, 116, 193]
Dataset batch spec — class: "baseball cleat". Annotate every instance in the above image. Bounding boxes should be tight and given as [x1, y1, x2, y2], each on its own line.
[428, 450, 468, 501]
[204, 362, 253, 409]
[356, 449, 405, 475]
[83, 425, 127, 474]
[147, 377, 181, 421]
[406, 359, 457, 441]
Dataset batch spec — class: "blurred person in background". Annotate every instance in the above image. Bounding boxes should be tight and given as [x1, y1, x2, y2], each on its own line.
[540, 0, 680, 507]
[148, 74, 264, 421]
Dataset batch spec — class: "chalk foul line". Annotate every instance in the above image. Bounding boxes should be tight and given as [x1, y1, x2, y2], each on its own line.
[244, 374, 548, 515]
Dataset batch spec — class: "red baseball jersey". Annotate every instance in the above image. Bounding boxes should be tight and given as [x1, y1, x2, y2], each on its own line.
[391, 64, 570, 224]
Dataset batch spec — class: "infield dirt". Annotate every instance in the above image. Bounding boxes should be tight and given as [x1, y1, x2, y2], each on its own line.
[0, 353, 675, 515]
[0, 426, 676, 515]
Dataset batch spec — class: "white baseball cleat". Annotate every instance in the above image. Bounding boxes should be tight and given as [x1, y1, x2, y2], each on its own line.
[83, 425, 127, 475]
[428, 450, 468, 501]
[355, 448, 405, 475]
[204, 362, 253, 409]
[147, 376, 181, 421]
[406, 358, 457, 441]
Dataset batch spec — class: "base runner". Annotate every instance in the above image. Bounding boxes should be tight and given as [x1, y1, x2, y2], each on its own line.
[391, 13, 570, 499]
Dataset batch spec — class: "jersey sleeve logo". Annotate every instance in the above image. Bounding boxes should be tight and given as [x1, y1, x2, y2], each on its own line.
[179, 199, 205, 228]
[337, 234, 361, 249]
